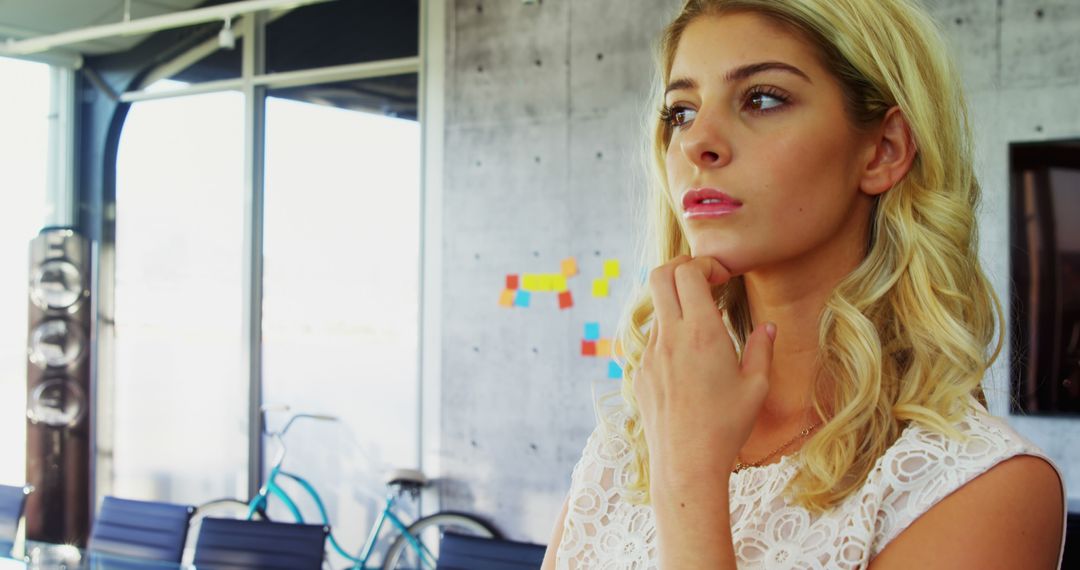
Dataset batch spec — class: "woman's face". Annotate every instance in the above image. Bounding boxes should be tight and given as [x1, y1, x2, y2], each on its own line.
[664, 11, 876, 277]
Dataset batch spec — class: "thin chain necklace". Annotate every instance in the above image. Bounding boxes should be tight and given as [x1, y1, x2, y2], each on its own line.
[732, 422, 821, 474]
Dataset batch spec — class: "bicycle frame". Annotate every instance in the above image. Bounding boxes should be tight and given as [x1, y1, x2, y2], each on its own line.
[245, 412, 439, 569]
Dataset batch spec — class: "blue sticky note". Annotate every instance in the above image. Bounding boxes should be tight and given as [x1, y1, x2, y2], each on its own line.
[584, 322, 600, 340]
[608, 360, 623, 379]
[514, 290, 531, 307]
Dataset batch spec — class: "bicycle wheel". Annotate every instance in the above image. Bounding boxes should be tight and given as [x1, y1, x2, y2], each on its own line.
[182, 499, 269, 566]
[381, 511, 499, 570]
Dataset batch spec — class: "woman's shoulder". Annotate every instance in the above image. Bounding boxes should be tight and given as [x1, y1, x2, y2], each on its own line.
[876, 397, 1056, 484]
[571, 405, 636, 474]
[865, 396, 1065, 557]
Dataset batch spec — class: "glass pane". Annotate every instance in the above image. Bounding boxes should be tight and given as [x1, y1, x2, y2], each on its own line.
[266, 1, 418, 74]
[114, 83, 248, 503]
[262, 76, 420, 556]
[0, 57, 51, 487]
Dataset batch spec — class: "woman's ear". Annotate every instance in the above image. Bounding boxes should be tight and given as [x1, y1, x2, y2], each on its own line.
[859, 106, 918, 197]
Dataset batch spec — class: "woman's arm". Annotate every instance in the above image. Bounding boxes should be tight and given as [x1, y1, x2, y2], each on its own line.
[652, 477, 737, 567]
[868, 455, 1064, 569]
[636, 256, 774, 569]
[540, 493, 571, 570]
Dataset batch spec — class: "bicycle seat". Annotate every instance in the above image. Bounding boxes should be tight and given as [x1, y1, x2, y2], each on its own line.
[385, 468, 428, 489]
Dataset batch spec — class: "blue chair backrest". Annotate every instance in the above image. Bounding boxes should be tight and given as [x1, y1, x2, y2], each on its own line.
[435, 532, 547, 570]
[193, 517, 328, 570]
[0, 484, 31, 558]
[87, 496, 194, 564]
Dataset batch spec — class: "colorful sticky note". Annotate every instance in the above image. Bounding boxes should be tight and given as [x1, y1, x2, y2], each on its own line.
[608, 360, 623, 379]
[614, 339, 625, 356]
[581, 340, 597, 356]
[514, 290, 531, 307]
[584, 322, 600, 340]
[592, 278, 609, 297]
[558, 290, 573, 309]
[538, 275, 554, 291]
[552, 275, 568, 292]
[506, 274, 519, 289]
[522, 274, 543, 291]
[499, 289, 515, 307]
[596, 339, 612, 357]
[604, 259, 621, 279]
[561, 257, 578, 277]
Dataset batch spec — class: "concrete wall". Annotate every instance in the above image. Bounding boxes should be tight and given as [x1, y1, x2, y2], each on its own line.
[438, 0, 1080, 543]
[436, 0, 676, 542]
[931, 0, 1080, 511]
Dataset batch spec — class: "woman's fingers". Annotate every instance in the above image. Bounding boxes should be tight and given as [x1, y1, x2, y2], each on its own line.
[648, 255, 690, 324]
[740, 322, 777, 387]
[672, 257, 731, 322]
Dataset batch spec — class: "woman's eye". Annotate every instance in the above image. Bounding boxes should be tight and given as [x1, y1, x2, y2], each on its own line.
[661, 105, 695, 129]
[661, 88, 788, 130]
[745, 89, 788, 113]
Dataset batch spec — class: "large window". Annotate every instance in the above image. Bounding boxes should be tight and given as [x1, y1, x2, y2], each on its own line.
[261, 80, 421, 548]
[112, 86, 248, 503]
[0, 57, 52, 487]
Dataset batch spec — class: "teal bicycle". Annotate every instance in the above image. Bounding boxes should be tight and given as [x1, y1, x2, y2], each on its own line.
[186, 405, 499, 570]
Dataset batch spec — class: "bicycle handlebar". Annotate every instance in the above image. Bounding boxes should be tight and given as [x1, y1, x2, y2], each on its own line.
[261, 404, 340, 437]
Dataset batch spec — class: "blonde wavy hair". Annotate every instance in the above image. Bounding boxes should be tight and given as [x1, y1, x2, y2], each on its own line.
[607, 0, 1005, 513]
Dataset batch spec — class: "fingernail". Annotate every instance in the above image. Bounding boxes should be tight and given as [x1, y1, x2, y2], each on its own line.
[765, 322, 777, 341]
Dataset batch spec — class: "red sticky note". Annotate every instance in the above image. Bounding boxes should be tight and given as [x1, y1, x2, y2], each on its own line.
[506, 274, 519, 289]
[558, 290, 573, 309]
[581, 340, 596, 356]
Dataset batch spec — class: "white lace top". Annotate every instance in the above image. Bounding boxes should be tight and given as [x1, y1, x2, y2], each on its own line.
[555, 397, 1068, 569]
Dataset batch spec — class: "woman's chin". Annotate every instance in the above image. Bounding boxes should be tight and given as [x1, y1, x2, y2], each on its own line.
[688, 248, 749, 277]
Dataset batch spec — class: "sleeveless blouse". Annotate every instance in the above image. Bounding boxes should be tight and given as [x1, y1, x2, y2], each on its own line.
[555, 398, 1068, 569]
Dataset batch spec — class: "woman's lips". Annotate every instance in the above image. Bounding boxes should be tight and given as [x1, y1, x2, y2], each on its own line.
[681, 187, 742, 219]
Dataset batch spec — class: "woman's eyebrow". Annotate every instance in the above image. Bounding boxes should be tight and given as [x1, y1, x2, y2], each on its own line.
[665, 61, 813, 96]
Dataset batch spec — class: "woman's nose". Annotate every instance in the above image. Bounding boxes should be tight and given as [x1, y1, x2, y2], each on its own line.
[680, 110, 732, 169]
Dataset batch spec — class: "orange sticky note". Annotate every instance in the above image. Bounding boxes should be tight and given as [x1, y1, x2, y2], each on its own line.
[614, 339, 625, 356]
[558, 290, 573, 309]
[581, 340, 596, 356]
[592, 278, 609, 297]
[561, 257, 578, 277]
[596, 339, 612, 357]
[498, 289, 515, 307]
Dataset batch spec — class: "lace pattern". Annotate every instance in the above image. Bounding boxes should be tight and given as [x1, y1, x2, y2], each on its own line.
[555, 399, 1067, 569]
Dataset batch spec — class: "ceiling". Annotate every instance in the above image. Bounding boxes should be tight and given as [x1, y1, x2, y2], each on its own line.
[0, 0, 422, 120]
[0, 0, 206, 55]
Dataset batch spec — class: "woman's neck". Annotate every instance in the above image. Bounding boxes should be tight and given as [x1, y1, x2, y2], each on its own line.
[741, 246, 859, 428]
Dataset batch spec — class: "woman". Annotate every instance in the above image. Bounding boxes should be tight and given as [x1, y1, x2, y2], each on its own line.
[541, 0, 1067, 568]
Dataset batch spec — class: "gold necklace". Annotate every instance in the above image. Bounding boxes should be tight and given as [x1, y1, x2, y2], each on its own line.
[732, 422, 821, 474]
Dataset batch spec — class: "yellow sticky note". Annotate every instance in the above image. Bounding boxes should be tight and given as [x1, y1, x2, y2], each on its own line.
[552, 274, 568, 292]
[596, 339, 612, 357]
[615, 339, 625, 356]
[561, 257, 578, 277]
[604, 259, 621, 279]
[522, 274, 541, 291]
[499, 289, 515, 307]
[539, 275, 555, 291]
[592, 278, 609, 297]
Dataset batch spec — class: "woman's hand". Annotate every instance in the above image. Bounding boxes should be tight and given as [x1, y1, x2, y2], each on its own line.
[635, 254, 777, 489]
